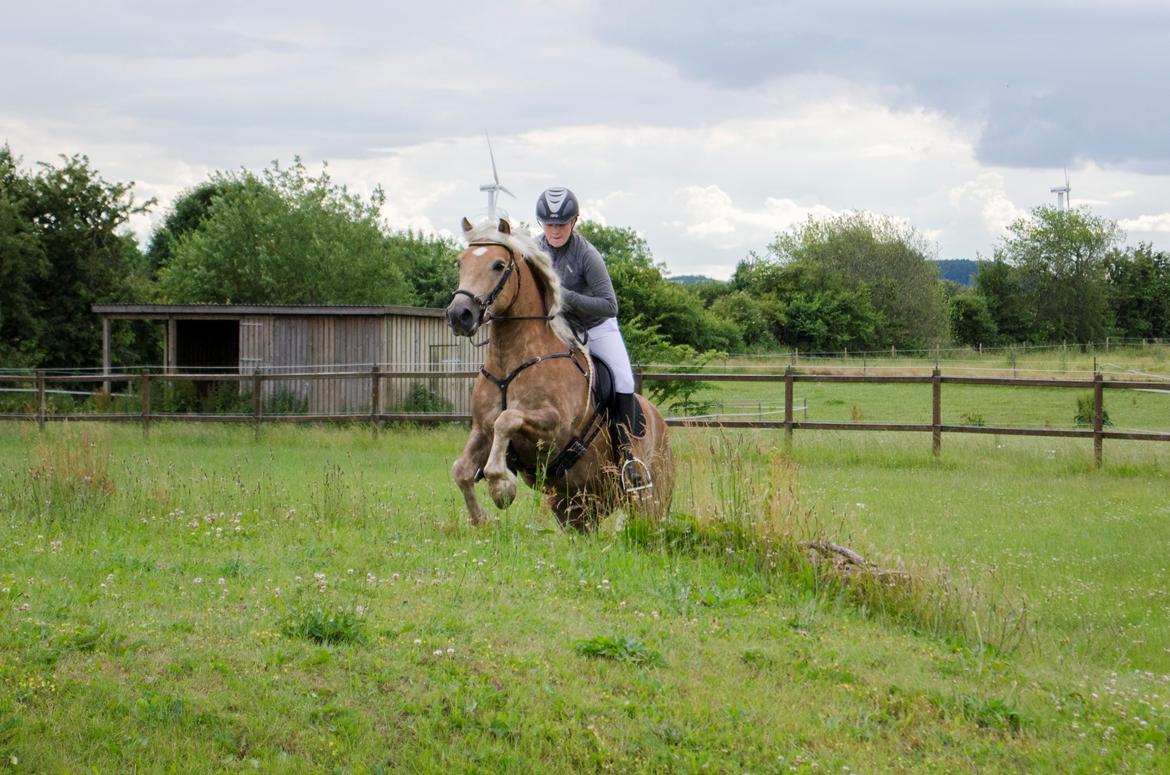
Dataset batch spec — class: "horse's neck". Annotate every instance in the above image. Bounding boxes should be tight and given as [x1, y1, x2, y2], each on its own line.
[484, 261, 565, 372]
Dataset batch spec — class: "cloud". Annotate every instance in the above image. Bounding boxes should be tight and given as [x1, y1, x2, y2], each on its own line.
[671, 185, 838, 249]
[1119, 213, 1170, 233]
[592, 0, 1170, 172]
[949, 173, 1028, 240]
[4, 1, 1170, 277]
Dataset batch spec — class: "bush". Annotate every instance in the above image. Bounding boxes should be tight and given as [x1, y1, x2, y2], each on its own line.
[573, 635, 664, 666]
[398, 382, 453, 413]
[264, 388, 308, 415]
[160, 381, 251, 414]
[280, 605, 368, 646]
[1074, 393, 1111, 427]
[960, 411, 986, 427]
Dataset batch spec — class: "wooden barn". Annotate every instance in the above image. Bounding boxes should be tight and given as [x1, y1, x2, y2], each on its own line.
[92, 304, 480, 415]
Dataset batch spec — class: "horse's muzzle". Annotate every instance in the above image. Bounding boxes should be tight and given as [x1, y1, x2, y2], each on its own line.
[446, 297, 481, 337]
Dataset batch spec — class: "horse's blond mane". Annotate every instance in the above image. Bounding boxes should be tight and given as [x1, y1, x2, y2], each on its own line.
[463, 220, 576, 345]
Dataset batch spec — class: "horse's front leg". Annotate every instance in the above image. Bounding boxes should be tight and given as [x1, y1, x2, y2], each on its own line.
[484, 406, 560, 509]
[452, 427, 493, 526]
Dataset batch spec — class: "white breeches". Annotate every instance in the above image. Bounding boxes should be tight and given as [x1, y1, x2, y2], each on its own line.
[587, 317, 636, 393]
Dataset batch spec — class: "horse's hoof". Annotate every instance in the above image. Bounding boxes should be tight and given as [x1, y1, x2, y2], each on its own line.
[489, 477, 517, 509]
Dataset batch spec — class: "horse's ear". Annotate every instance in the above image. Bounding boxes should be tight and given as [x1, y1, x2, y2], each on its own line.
[497, 218, 511, 235]
[462, 217, 474, 233]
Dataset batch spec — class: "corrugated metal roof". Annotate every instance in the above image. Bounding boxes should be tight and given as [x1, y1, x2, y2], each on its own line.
[92, 303, 445, 318]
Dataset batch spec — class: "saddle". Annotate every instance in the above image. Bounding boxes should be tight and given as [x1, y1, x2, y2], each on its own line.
[589, 354, 645, 438]
[542, 354, 646, 482]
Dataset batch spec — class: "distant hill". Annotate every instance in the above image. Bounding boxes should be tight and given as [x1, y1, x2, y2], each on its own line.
[670, 264, 983, 287]
[934, 259, 982, 287]
[669, 274, 720, 285]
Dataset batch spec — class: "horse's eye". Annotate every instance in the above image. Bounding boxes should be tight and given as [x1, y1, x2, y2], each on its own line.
[492, 260, 506, 272]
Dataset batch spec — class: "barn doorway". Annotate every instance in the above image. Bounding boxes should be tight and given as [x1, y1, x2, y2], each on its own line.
[175, 319, 239, 372]
[174, 319, 240, 409]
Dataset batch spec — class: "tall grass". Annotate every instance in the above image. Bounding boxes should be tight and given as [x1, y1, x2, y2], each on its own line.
[1, 423, 1167, 772]
[628, 432, 1031, 652]
[20, 426, 116, 523]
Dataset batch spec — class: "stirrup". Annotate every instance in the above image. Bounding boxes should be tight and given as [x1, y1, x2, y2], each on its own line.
[620, 457, 654, 494]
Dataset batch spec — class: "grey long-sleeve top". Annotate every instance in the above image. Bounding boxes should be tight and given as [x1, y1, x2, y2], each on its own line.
[539, 232, 619, 331]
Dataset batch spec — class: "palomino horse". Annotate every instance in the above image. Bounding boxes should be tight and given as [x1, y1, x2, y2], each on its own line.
[446, 218, 674, 530]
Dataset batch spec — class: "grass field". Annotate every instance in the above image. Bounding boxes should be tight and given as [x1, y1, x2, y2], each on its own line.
[1, 421, 1168, 772]
[663, 343, 1170, 435]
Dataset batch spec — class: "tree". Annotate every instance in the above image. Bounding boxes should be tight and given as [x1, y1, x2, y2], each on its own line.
[709, 291, 776, 351]
[0, 147, 153, 369]
[768, 211, 947, 348]
[948, 291, 999, 347]
[146, 180, 246, 277]
[779, 287, 882, 353]
[994, 206, 1121, 343]
[391, 230, 461, 308]
[974, 259, 1034, 343]
[159, 158, 412, 305]
[576, 221, 737, 352]
[1105, 244, 1170, 340]
[0, 146, 48, 366]
[730, 256, 883, 352]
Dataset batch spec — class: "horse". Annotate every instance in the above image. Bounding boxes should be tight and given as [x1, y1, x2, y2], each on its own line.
[445, 217, 674, 531]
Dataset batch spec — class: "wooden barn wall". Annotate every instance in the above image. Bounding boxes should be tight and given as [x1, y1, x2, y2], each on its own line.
[382, 315, 479, 415]
[237, 313, 477, 415]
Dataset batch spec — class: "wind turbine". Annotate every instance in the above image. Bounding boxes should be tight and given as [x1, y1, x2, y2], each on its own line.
[1050, 169, 1071, 210]
[480, 133, 515, 221]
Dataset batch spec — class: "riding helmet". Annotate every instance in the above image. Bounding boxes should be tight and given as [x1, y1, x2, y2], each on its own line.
[535, 187, 579, 225]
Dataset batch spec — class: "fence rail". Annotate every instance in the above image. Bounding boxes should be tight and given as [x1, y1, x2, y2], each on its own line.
[2, 367, 1168, 465]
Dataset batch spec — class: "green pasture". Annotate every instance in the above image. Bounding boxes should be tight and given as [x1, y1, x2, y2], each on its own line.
[706, 340, 1170, 377]
[666, 342, 1170, 434]
[688, 380, 1170, 433]
[0, 422, 1168, 772]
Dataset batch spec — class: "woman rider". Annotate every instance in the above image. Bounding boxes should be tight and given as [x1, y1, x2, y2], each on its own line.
[535, 186, 648, 490]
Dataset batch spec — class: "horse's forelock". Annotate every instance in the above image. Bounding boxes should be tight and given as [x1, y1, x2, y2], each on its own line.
[463, 221, 575, 345]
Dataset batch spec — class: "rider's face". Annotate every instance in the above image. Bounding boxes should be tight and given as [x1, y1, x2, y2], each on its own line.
[542, 217, 576, 248]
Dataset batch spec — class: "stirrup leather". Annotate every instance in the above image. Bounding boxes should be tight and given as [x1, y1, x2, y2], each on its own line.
[620, 456, 654, 494]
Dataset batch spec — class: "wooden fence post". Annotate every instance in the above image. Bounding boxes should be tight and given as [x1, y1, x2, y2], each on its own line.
[252, 368, 263, 438]
[102, 318, 111, 397]
[370, 364, 382, 429]
[932, 367, 942, 457]
[633, 368, 643, 396]
[141, 369, 152, 436]
[1093, 372, 1104, 468]
[36, 369, 46, 432]
[784, 366, 794, 450]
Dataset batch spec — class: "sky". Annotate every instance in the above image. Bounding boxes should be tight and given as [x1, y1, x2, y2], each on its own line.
[3, 0, 1169, 280]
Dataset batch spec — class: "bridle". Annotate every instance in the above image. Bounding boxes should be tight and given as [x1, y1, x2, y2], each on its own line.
[449, 241, 558, 328]
[449, 241, 519, 330]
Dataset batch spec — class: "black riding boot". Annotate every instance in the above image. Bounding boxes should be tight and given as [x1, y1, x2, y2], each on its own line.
[613, 392, 651, 492]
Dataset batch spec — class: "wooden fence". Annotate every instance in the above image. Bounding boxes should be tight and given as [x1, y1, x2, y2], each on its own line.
[2, 367, 1168, 466]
